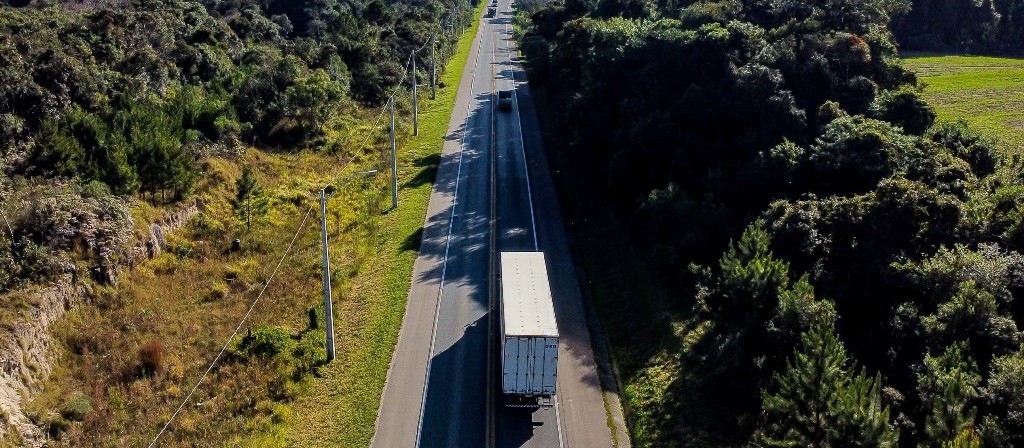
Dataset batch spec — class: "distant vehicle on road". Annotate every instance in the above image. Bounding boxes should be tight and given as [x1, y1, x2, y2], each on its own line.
[487, 6, 495, 16]
[499, 252, 558, 408]
[497, 89, 513, 111]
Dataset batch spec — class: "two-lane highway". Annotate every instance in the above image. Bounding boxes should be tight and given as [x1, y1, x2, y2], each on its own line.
[372, 1, 629, 446]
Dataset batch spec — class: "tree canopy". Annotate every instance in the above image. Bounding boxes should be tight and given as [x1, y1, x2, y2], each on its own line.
[517, 0, 1024, 445]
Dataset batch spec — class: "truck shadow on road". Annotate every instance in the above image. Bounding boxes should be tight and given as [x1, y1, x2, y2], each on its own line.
[420, 312, 490, 446]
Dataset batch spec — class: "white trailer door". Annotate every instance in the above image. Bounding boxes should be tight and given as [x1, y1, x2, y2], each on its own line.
[516, 337, 531, 394]
[502, 336, 516, 394]
[542, 337, 558, 395]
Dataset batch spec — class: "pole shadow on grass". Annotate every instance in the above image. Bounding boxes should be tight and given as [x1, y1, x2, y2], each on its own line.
[404, 153, 442, 189]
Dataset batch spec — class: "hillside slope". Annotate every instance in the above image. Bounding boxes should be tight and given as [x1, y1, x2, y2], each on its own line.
[0, 0, 477, 444]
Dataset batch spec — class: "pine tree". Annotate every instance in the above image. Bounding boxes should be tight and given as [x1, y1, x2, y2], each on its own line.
[918, 342, 980, 447]
[942, 428, 981, 448]
[924, 374, 977, 447]
[232, 165, 267, 231]
[753, 324, 899, 447]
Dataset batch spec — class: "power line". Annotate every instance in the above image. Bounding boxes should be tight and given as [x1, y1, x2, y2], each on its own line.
[147, 3, 471, 443]
[350, 0, 467, 158]
[147, 205, 316, 448]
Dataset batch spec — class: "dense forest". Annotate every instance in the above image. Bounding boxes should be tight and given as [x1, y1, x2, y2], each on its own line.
[0, 0, 469, 293]
[893, 0, 1024, 54]
[517, 0, 1024, 446]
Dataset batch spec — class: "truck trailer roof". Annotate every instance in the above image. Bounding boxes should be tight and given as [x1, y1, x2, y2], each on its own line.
[500, 252, 558, 337]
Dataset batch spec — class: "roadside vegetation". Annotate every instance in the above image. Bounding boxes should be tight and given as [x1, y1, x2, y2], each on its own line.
[0, 0, 470, 298]
[517, 0, 1024, 446]
[284, 2, 484, 444]
[904, 55, 1024, 154]
[0, 0, 479, 445]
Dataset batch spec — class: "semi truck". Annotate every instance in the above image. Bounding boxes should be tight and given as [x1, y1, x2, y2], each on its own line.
[499, 251, 558, 408]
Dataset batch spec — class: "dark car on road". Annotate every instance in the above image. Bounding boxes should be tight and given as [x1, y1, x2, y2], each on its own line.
[498, 90, 513, 111]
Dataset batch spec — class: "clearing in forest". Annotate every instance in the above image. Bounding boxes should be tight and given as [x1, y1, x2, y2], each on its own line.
[904, 54, 1024, 153]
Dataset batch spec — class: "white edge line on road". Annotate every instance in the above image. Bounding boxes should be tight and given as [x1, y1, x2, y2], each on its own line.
[414, 16, 485, 447]
[504, 18, 564, 448]
[504, 21, 539, 252]
[555, 394, 566, 448]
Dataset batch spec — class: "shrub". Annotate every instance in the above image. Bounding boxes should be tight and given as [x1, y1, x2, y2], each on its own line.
[237, 326, 294, 359]
[929, 120, 1000, 178]
[60, 392, 92, 422]
[206, 281, 228, 301]
[172, 243, 192, 258]
[870, 87, 936, 135]
[294, 329, 327, 373]
[139, 340, 166, 375]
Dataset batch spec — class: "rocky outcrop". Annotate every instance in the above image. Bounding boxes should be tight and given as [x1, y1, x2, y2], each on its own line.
[0, 276, 82, 444]
[128, 199, 202, 269]
[0, 198, 202, 445]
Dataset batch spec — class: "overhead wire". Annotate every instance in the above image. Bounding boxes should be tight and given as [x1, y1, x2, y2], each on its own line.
[146, 2, 470, 443]
[146, 205, 315, 448]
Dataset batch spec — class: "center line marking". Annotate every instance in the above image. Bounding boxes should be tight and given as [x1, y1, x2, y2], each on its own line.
[504, 20, 539, 251]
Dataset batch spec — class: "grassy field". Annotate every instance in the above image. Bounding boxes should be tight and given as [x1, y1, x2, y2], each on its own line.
[22, 4, 484, 447]
[903, 55, 1024, 153]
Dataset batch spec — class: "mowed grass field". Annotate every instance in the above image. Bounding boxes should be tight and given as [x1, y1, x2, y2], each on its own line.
[903, 55, 1024, 153]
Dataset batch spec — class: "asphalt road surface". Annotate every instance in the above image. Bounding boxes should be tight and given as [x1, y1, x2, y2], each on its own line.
[371, 2, 628, 447]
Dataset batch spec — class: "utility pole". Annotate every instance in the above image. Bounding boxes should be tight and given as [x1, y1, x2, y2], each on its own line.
[0, 210, 14, 244]
[411, 51, 419, 136]
[390, 97, 399, 210]
[319, 189, 336, 362]
[431, 34, 437, 100]
[316, 170, 376, 361]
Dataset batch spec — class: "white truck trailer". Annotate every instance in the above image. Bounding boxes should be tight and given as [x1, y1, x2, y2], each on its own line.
[499, 251, 559, 408]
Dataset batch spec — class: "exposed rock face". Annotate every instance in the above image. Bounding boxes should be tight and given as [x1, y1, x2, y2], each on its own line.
[129, 200, 199, 269]
[0, 276, 80, 445]
[0, 199, 200, 445]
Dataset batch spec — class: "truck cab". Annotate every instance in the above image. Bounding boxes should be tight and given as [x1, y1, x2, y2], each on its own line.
[497, 89, 513, 111]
